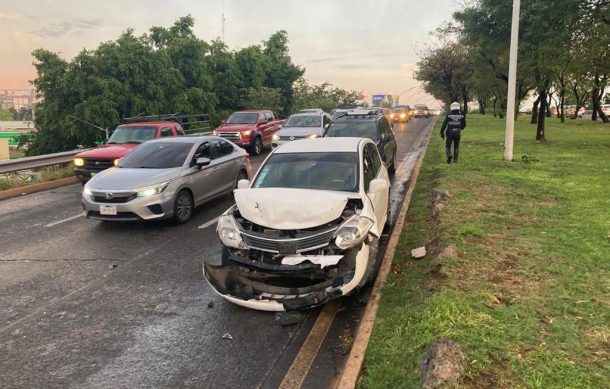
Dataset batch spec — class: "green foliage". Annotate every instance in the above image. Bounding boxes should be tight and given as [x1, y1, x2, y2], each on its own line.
[241, 87, 283, 114]
[27, 18, 306, 155]
[291, 77, 363, 113]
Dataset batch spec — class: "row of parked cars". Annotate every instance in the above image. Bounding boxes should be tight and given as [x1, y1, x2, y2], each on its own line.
[76, 107, 400, 311]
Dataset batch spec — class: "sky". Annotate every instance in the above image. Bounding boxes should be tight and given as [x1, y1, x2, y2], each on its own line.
[0, 0, 461, 107]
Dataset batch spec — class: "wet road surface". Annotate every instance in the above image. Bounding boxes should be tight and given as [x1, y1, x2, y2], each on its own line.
[0, 117, 434, 388]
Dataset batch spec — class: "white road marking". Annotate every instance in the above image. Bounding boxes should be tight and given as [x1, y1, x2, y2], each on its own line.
[44, 213, 85, 228]
[198, 216, 221, 230]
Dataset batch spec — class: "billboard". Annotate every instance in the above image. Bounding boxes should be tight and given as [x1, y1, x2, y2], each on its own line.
[371, 94, 400, 107]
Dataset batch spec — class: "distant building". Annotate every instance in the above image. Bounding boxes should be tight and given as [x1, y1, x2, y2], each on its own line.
[0, 90, 35, 110]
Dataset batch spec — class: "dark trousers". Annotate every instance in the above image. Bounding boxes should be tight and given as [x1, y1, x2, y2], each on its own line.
[445, 130, 461, 161]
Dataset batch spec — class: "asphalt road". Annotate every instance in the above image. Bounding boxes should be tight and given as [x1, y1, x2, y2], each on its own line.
[0, 117, 435, 389]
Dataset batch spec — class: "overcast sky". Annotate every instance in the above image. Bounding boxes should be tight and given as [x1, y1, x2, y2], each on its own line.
[0, 0, 461, 106]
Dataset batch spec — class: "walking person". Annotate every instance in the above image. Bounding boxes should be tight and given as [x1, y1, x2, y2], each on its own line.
[440, 102, 466, 163]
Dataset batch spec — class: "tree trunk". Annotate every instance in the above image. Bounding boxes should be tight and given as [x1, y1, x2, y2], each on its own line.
[560, 88, 565, 123]
[593, 88, 609, 123]
[478, 99, 486, 115]
[546, 93, 552, 117]
[592, 89, 598, 121]
[536, 89, 547, 141]
[462, 87, 469, 115]
[493, 98, 497, 117]
[531, 95, 540, 124]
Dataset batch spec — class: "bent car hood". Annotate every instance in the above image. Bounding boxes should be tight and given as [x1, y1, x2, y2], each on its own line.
[88, 167, 182, 191]
[76, 144, 139, 159]
[277, 126, 322, 137]
[234, 188, 354, 230]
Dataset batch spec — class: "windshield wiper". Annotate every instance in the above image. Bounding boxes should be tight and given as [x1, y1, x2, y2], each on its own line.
[125, 140, 142, 144]
[107, 141, 118, 144]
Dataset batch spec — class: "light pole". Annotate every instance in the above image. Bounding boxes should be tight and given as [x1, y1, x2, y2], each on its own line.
[504, 0, 521, 161]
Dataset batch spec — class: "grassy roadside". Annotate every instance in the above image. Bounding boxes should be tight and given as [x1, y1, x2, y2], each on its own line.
[360, 115, 610, 388]
[0, 165, 73, 191]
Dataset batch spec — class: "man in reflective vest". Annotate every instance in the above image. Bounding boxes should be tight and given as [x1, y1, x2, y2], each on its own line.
[440, 102, 466, 163]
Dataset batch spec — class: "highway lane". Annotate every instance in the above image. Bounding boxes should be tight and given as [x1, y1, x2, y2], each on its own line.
[0, 117, 434, 388]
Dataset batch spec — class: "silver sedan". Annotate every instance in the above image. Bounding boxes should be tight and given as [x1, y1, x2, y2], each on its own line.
[81, 136, 252, 224]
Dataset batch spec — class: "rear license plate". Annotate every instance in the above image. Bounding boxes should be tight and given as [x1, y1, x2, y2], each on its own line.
[100, 205, 117, 215]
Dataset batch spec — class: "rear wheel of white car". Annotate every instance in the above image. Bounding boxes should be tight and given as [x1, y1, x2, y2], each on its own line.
[388, 151, 397, 174]
[172, 190, 193, 224]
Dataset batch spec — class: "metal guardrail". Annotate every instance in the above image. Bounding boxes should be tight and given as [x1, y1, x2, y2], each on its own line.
[0, 149, 82, 175]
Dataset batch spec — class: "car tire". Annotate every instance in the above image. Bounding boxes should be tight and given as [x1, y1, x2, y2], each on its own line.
[234, 170, 248, 190]
[250, 136, 263, 156]
[388, 151, 397, 174]
[362, 237, 380, 286]
[172, 190, 193, 224]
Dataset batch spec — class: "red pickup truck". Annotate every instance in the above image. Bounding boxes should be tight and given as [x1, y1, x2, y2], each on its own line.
[73, 121, 185, 183]
[214, 110, 284, 155]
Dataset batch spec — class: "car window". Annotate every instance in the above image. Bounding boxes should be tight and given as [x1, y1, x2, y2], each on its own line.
[378, 118, 392, 136]
[193, 141, 213, 162]
[264, 112, 273, 121]
[107, 126, 157, 144]
[119, 142, 191, 169]
[226, 112, 258, 124]
[212, 139, 234, 158]
[367, 143, 382, 173]
[175, 124, 185, 135]
[362, 147, 377, 192]
[160, 127, 172, 137]
[253, 152, 359, 192]
[284, 115, 322, 127]
[325, 121, 379, 141]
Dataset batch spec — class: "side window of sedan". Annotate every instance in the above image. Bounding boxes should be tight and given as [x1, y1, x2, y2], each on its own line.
[362, 147, 377, 192]
[378, 118, 392, 138]
[368, 143, 382, 173]
[212, 139, 234, 158]
[192, 142, 212, 165]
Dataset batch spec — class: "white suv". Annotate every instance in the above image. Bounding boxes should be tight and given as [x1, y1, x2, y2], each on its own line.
[203, 137, 391, 311]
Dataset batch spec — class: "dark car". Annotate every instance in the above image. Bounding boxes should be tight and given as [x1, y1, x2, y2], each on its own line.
[323, 108, 397, 173]
[412, 104, 430, 118]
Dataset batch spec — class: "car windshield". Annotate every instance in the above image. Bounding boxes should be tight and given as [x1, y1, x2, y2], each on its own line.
[253, 152, 359, 192]
[107, 126, 157, 144]
[284, 115, 322, 127]
[226, 112, 258, 124]
[324, 122, 379, 141]
[119, 142, 191, 169]
[415, 105, 428, 109]
[392, 108, 407, 113]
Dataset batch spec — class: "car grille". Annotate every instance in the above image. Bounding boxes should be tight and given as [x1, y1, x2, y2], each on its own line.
[218, 132, 241, 142]
[279, 135, 307, 141]
[92, 192, 136, 203]
[83, 158, 114, 171]
[240, 227, 337, 254]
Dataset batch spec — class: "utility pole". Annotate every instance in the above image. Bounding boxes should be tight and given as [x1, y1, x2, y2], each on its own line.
[221, 0, 226, 43]
[504, 0, 521, 161]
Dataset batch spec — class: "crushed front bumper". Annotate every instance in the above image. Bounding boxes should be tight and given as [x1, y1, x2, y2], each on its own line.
[203, 243, 370, 311]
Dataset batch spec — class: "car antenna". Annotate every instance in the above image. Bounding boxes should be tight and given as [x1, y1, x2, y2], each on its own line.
[68, 115, 109, 141]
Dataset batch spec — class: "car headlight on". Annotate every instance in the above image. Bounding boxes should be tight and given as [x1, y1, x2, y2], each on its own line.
[334, 215, 375, 250]
[307, 134, 318, 139]
[272, 134, 280, 141]
[390, 113, 395, 118]
[74, 158, 84, 167]
[400, 113, 406, 118]
[135, 181, 169, 197]
[113, 159, 120, 167]
[212, 130, 218, 135]
[217, 212, 248, 249]
[83, 186, 93, 196]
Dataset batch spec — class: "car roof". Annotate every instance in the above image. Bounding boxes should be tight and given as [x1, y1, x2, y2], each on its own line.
[117, 122, 176, 127]
[236, 110, 269, 113]
[289, 112, 326, 117]
[274, 137, 366, 153]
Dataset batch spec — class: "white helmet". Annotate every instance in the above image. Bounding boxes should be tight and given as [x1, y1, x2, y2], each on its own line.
[450, 102, 460, 111]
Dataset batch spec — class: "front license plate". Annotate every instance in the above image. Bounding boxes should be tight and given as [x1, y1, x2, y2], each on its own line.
[100, 205, 117, 216]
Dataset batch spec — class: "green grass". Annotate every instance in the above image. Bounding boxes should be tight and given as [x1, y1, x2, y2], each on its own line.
[360, 115, 610, 388]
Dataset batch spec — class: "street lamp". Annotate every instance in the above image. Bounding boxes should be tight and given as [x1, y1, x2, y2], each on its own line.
[504, 0, 521, 161]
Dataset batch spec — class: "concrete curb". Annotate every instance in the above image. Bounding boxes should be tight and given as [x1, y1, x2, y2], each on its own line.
[0, 176, 78, 201]
[335, 120, 435, 389]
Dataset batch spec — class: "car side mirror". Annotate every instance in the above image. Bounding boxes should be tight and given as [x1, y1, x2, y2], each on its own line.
[237, 179, 250, 189]
[196, 157, 211, 168]
[368, 178, 388, 194]
[221, 120, 226, 125]
[382, 133, 393, 142]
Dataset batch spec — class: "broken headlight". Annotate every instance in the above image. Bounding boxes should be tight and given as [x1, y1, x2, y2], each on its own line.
[333, 215, 374, 250]
[217, 212, 248, 249]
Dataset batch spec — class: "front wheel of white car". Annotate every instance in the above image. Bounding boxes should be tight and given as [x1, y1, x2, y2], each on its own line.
[362, 237, 380, 286]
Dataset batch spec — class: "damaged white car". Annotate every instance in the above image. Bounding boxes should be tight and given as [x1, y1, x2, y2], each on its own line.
[203, 137, 391, 311]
